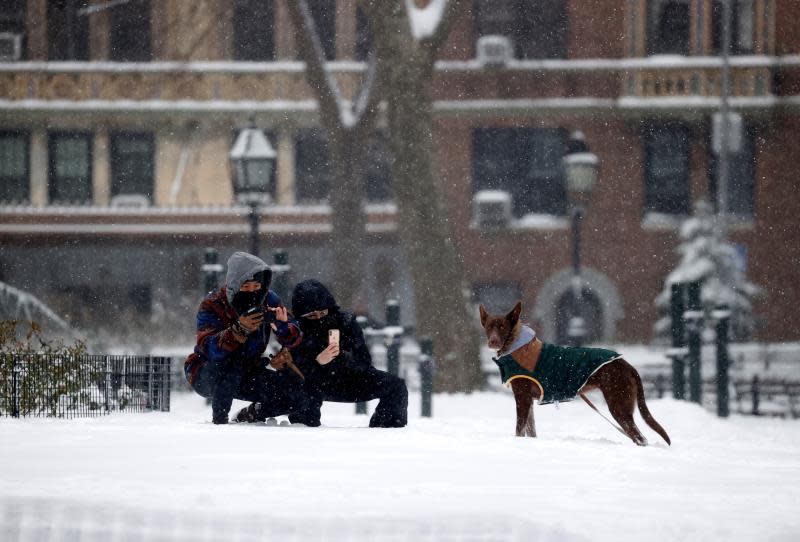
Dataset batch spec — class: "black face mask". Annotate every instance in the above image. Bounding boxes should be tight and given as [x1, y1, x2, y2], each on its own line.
[301, 314, 335, 336]
[232, 289, 267, 315]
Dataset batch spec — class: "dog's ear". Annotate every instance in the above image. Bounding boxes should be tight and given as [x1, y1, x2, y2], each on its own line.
[479, 304, 489, 326]
[506, 301, 522, 326]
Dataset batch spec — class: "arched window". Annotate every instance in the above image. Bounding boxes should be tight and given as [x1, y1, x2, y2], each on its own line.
[554, 288, 604, 345]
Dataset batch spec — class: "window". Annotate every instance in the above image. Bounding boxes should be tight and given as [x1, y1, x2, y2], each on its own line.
[47, 0, 90, 60]
[712, 0, 755, 55]
[0, 131, 29, 204]
[48, 132, 93, 204]
[364, 131, 393, 202]
[647, 0, 690, 55]
[472, 127, 567, 216]
[306, 0, 336, 60]
[473, 0, 567, 59]
[644, 124, 692, 215]
[355, 7, 372, 61]
[295, 129, 332, 203]
[709, 123, 756, 217]
[110, 132, 154, 200]
[109, 0, 151, 61]
[0, 0, 25, 59]
[233, 0, 275, 61]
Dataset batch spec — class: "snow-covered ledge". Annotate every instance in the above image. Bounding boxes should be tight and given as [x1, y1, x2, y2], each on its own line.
[641, 212, 687, 231]
[642, 211, 755, 232]
[510, 213, 569, 231]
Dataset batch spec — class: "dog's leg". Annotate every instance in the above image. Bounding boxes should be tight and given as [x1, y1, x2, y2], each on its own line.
[525, 403, 536, 437]
[588, 361, 648, 446]
[510, 379, 536, 438]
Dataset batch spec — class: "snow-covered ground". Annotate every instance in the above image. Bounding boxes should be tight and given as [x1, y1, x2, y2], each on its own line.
[2, 390, 799, 541]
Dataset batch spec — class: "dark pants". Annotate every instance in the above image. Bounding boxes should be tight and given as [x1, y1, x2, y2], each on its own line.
[191, 359, 319, 425]
[312, 365, 408, 428]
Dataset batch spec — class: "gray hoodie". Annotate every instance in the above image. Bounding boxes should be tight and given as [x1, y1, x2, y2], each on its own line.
[225, 252, 271, 304]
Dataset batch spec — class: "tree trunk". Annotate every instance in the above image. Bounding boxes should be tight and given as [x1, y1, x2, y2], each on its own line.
[328, 129, 369, 310]
[285, 2, 377, 310]
[368, 4, 483, 392]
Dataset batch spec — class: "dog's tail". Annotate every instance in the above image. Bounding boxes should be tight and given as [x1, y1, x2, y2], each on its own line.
[635, 371, 671, 446]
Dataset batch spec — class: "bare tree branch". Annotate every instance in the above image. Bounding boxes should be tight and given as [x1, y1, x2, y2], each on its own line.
[286, 0, 350, 130]
[352, 48, 381, 125]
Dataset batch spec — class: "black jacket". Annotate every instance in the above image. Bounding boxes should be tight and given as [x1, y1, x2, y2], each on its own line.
[290, 280, 373, 380]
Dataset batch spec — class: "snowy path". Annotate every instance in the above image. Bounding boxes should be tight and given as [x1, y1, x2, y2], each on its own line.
[1, 391, 799, 541]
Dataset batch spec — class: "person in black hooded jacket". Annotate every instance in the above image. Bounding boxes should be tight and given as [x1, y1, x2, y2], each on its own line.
[289, 279, 408, 428]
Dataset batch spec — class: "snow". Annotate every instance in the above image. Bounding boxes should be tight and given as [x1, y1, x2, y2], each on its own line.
[405, 0, 448, 40]
[2, 392, 799, 541]
[3, 54, 798, 75]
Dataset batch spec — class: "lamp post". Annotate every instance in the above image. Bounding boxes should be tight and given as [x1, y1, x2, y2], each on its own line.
[229, 124, 277, 257]
[562, 131, 599, 347]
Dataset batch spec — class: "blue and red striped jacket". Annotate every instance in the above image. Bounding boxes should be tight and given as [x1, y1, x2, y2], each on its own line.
[184, 286, 302, 386]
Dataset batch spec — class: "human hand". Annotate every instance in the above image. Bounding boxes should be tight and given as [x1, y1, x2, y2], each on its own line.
[238, 310, 264, 333]
[267, 305, 289, 322]
[315, 342, 340, 365]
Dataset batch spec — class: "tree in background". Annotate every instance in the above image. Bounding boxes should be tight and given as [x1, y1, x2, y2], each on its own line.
[359, 0, 482, 391]
[654, 200, 760, 342]
[286, 2, 381, 312]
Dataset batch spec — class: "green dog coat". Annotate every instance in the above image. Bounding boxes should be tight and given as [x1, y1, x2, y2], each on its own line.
[493, 327, 621, 404]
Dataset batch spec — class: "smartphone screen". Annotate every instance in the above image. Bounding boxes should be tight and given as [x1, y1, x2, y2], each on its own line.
[328, 329, 340, 347]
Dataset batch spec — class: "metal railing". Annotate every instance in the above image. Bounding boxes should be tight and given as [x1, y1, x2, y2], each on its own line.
[0, 354, 170, 418]
[642, 373, 800, 419]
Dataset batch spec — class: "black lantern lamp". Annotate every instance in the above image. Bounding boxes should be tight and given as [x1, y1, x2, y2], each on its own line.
[562, 130, 599, 346]
[229, 125, 276, 256]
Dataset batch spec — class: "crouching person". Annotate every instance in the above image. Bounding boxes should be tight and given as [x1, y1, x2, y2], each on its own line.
[184, 251, 319, 426]
[290, 279, 408, 428]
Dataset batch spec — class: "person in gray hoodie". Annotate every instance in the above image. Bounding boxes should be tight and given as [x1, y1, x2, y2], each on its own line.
[184, 252, 318, 425]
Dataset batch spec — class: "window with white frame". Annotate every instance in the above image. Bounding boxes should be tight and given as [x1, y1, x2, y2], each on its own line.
[48, 0, 90, 61]
[109, 0, 151, 61]
[647, 0, 691, 55]
[473, 0, 567, 59]
[472, 127, 567, 217]
[295, 128, 332, 203]
[234, 0, 275, 61]
[48, 132, 93, 204]
[0, 131, 29, 204]
[644, 123, 692, 215]
[0, 0, 25, 59]
[712, 0, 755, 55]
[110, 132, 154, 201]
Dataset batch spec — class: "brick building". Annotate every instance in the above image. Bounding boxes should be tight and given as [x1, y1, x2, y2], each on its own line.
[1, 0, 798, 347]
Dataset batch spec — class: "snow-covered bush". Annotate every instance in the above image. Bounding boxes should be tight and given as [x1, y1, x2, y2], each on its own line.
[654, 200, 760, 342]
[0, 320, 91, 416]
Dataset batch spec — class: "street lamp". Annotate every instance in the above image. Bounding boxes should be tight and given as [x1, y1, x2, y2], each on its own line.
[229, 124, 277, 257]
[562, 130, 599, 346]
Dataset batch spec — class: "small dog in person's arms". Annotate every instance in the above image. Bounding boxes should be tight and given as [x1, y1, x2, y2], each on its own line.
[479, 302, 671, 446]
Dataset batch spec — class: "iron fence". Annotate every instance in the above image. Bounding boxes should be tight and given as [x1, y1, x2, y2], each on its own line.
[642, 373, 800, 419]
[0, 354, 170, 418]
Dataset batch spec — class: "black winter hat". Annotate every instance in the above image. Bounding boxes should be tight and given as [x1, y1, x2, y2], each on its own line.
[291, 279, 338, 317]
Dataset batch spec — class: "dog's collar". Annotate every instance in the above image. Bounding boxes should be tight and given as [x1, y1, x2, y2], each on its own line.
[496, 325, 536, 357]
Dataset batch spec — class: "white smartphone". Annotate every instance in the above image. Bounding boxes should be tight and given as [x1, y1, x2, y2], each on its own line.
[328, 329, 340, 347]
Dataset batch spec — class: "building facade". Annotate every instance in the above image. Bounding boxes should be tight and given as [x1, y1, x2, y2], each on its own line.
[1, 0, 799, 348]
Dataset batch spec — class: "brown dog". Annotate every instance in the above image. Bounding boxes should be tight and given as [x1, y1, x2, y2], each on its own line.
[479, 302, 671, 446]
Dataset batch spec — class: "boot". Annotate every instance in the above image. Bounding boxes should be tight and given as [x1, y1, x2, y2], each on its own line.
[233, 402, 264, 423]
